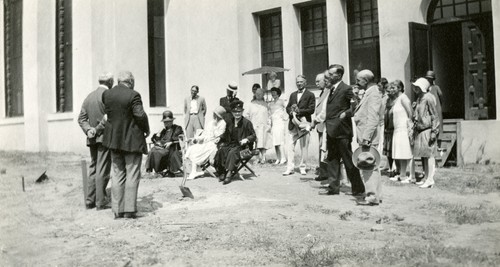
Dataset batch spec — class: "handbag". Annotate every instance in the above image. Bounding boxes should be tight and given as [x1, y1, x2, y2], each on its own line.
[239, 148, 253, 160]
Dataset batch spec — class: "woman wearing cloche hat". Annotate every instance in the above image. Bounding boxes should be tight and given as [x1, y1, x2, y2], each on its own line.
[410, 78, 440, 189]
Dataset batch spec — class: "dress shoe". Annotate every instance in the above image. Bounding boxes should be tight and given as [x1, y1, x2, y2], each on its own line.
[85, 203, 96, 209]
[300, 168, 307, 175]
[162, 171, 176, 178]
[218, 174, 225, 182]
[222, 177, 232, 185]
[347, 192, 365, 197]
[419, 180, 434, 188]
[314, 176, 328, 181]
[114, 213, 124, 219]
[389, 175, 400, 182]
[124, 212, 137, 219]
[356, 200, 379, 206]
[400, 177, 412, 184]
[318, 189, 340, 195]
[282, 170, 294, 176]
[415, 180, 425, 185]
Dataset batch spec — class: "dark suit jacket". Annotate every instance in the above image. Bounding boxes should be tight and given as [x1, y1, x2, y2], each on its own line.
[219, 96, 240, 113]
[286, 89, 315, 130]
[325, 81, 354, 139]
[78, 85, 107, 146]
[220, 117, 256, 150]
[151, 124, 183, 151]
[102, 84, 150, 154]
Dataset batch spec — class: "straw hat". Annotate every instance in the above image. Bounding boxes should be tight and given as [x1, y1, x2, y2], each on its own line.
[227, 81, 238, 92]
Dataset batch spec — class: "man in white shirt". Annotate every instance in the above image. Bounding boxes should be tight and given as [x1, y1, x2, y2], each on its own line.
[184, 85, 207, 139]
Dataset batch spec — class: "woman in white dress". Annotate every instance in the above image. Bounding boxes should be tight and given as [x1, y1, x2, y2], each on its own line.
[245, 88, 272, 163]
[186, 106, 227, 179]
[268, 87, 287, 164]
[389, 80, 413, 183]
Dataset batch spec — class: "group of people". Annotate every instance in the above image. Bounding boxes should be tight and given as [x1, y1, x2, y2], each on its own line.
[77, 66, 442, 219]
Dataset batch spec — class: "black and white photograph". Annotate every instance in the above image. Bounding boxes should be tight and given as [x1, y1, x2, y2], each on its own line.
[1, 0, 499, 266]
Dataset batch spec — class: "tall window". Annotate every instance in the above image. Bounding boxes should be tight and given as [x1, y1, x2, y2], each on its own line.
[300, 3, 328, 88]
[260, 12, 284, 91]
[147, 0, 166, 107]
[429, 0, 491, 22]
[347, 0, 380, 84]
[56, 0, 72, 112]
[4, 0, 23, 117]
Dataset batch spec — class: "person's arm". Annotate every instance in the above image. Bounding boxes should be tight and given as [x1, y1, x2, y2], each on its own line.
[401, 95, 412, 119]
[285, 94, 293, 116]
[77, 104, 92, 135]
[427, 96, 439, 143]
[131, 92, 150, 137]
[275, 79, 281, 89]
[201, 98, 207, 116]
[342, 87, 355, 118]
[241, 120, 257, 145]
[184, 97, 188, 116]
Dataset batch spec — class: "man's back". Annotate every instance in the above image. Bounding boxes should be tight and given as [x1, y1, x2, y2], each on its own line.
[102, 84, 149, 154]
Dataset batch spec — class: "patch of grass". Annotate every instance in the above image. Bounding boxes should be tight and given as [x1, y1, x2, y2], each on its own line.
[288, 238, 337, 267]
[437, 167, 500, 194]
[304, 204, 339, 215]
[422, 201, 500, 225]
[339, 210, 353, 221]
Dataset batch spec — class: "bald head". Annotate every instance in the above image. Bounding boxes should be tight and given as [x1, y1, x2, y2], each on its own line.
[315, 73, 326, 89]
[356, 69, 375, 90]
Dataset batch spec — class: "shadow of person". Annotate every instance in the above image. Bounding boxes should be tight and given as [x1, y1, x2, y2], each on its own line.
[137, 194, 163, 214]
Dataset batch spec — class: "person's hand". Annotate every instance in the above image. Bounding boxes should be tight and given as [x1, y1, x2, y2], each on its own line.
[339, 112, 346, 119]
[360, 139, 371, 149]
[240, 138, 249, 145]
[87, 128, 96, 138]
[164, 142, 172, 148]
[429, 133, 437, 146]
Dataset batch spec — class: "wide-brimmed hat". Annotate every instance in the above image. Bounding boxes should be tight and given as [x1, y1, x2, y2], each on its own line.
[213, 106, 226, 118]
[231, 100, 244, 112]
[227, 81, 238, 92]
[161, 110, 175, 122]
[352, 146, 381, 171]
[412, 78, 430, 93]
[425, 70, 436, 80]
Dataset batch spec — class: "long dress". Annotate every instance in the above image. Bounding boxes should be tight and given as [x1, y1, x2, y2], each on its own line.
[413, 93, 439, 158]
[268, 99, 287, 146]
[185, 119, 226, 165]
[245, 100, 272, 149]
[392, 94, 412, 159]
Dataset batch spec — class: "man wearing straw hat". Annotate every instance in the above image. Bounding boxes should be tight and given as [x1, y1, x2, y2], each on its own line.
[145, 110, 184, 177]
[219, 81, 240, 123]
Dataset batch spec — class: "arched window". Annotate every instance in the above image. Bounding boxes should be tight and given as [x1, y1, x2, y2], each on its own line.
[428, 0, 491, 23]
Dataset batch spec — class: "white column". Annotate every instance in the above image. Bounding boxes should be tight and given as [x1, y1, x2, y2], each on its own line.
[327, 0, 349, 80]
[492, 0, 500, 120]
[281, 4, 301, 95]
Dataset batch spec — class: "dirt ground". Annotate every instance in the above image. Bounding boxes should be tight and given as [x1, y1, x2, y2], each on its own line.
[1, 151, 500, 266]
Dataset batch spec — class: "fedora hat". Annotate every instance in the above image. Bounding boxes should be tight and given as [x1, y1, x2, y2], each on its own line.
[161, 110, 175, 122]
[352, 146, 381, 171]
[227, 81, 238, 92]
[425, 70, 436, 80]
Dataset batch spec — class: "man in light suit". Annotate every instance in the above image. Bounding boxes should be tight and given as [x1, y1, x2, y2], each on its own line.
[312, 72, 330, 181]
[78, 72, 113, 210]
[314, 65, 365, 196]
[102, 71, 150, 219]
[283, 75, 316, 176]
[184, 85, 207, 139]
[353, 69, 383, 205]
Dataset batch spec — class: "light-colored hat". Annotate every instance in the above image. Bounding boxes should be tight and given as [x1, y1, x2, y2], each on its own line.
[213, 106, 226, 118]
[412, 78, 431, 93]
[425, 70, 436, 80]
[352, 146, 381, 171]
[227, 81, 238, 92]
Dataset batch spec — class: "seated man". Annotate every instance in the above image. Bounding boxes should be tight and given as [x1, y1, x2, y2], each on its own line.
[213, 100, 256, 185]
[145, 110, 184, 177]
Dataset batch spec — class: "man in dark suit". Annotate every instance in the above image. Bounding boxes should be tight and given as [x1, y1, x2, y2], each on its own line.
[314, 64, 364, 196]
[102, 71, 150, 219]
[219, 81, 240, 123]
[145, 110, 184, 177]
[78, 72, 113, 210]
[213, 100, 256, 185]
[283, 75, 316, 176]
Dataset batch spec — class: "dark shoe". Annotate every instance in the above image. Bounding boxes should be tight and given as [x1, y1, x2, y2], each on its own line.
[222, 177, 232, 185]
[201, 161, 210, 170]
[356, 200, 379, 206]
[318, 189, 340, 195]
[314, 176, 328, 181]
[114, 213, 124, 219]
[96, 205, 110, 210]
[85, 203, 96, 209]
[162, 171, 176, 178]
[218, 173, 226, 182]
[124, 212, 137, 219]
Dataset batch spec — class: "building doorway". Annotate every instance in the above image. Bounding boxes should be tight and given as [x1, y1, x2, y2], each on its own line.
[409, 0, 494, 120]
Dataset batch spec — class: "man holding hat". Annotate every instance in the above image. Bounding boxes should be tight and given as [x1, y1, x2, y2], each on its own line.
[219, 81, 240, 123]
[213, 100, 256, 185]
[145, 110, 184, 177]
[352, 69, 384, 205]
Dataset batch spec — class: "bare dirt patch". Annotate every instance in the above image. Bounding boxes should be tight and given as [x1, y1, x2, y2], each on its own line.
[1, 151, 499, 266]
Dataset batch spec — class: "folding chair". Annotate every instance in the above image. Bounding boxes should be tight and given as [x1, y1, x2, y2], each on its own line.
[235, 149, 259, 180]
